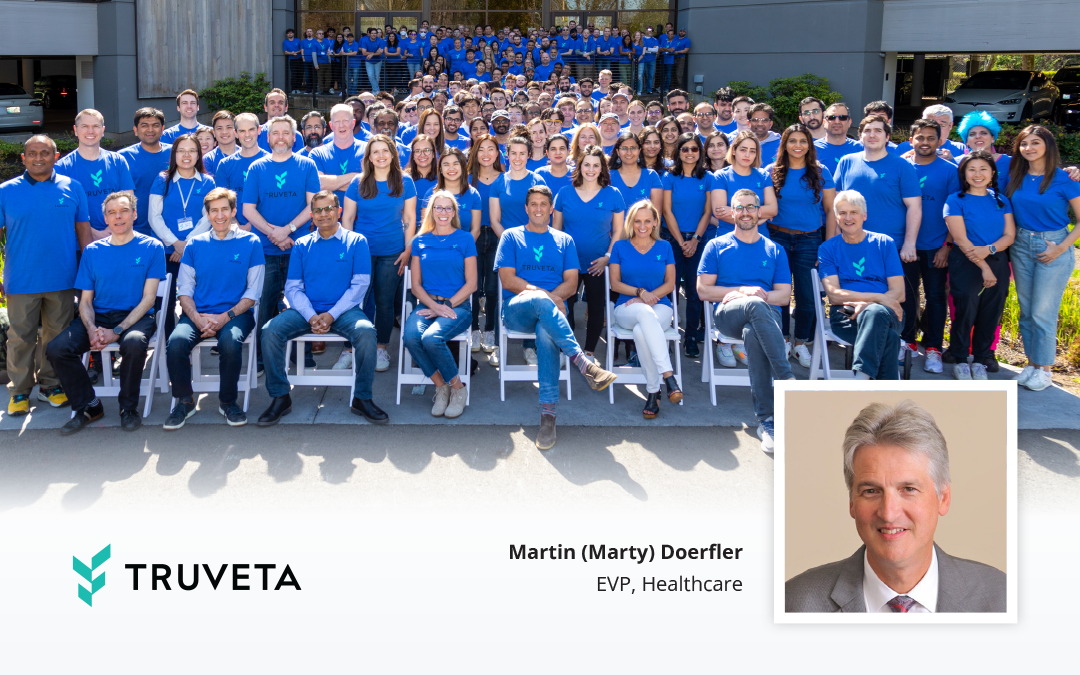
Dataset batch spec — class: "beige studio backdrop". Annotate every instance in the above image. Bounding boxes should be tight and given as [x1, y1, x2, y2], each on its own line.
[783, 390, 1007, 581]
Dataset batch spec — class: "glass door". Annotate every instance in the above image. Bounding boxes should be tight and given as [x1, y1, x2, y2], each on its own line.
[585, 13, 615, 31]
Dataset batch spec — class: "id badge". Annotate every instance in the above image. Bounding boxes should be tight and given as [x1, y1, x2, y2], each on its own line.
[177, 217, 194, 232]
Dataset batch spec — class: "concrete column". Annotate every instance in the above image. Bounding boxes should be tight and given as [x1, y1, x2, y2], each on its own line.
[76, 56, 96, 112]
[21, 58, 35, 91]
[882, 52, 898, 106]
[909, 52, 925, 107]
[1023, 54, 1035, 71]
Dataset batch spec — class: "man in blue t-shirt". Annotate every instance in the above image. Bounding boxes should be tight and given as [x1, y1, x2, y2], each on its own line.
[164, 187, 265, 430]
[283, 28, 303, 94]
[161, 90, 202, 144]
[818, 190, 905, 381]
[814, 103, 863, 172]
[494, 185, 617, 450]
[895, 104, 967, 161]
[1, 135, 91, 416]
[215, 112, 268, 229]
[361, 27, 386, 94]
[119, 107, 171, 238]
[308, 104, 367, 204]
[257, 89, 304, 153]
[748, 103, 782, 165]
[696, 189, 793, 453]
[55, 109, 136, 239]
[640, 28, 660, 95]
[257, 190, 387, 426]
[46, 190, 167, 434]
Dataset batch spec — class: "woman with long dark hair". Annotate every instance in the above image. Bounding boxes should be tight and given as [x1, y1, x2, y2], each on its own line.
[405, 134, 439, 228]
[703, 131, 729, 172]
[432, 147, 482, 240]
[466, 134, 505, 363]
[383, 32, 404, 94]
[639, 126, 666, 173]
[657, 117, 681, 165]
[610, 131, 664, 215]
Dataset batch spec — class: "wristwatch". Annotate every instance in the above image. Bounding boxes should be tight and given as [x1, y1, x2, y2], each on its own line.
[988, 244, 998, 255]
[288, 223, 298, 233]
[227, 309, 237, 321]
[112, 325, 124, 336]
[693, 234, 702, 241]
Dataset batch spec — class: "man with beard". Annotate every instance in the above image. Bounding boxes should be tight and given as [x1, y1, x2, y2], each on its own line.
[798, 96, 827, 141]
[814, 102, 863, 172]
[300, 112, 326, 155]
[490, 109, 512, 149]
[665, 89, 690, 118]
[748, 103, 782, 164]
[713, 88, 737, 134]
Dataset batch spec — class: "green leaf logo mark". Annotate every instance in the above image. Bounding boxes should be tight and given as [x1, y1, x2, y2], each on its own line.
[533, 245, 544, 262]
[852, 256, 866, 277]
[135, 257, 141, 265]
[919, 175, 927, 188]
[90, 170, 103, 187]
[339, 161, 349, 174]
[275, 171, 288, 189]
[58, 197, 65, 205]
[73, 544, 111, 607]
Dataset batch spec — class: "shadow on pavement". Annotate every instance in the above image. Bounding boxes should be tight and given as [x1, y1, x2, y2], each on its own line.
[1019, 429, 1080, 478]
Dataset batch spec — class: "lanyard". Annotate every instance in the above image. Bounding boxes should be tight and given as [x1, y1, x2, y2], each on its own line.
[177, 177, 197, 217]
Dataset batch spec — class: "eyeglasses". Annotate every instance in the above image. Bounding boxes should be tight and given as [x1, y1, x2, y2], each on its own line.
[175, 148, 199, 155]
[414, 148, 435, 156]
[800, 109, 822, 116]
[312, 206, 336, 215]
[679, 147, 700, 154]
[695, 111, 716, 118]
[750, 117, 771, 124]
[733, 205, 759, 213]
[618, 145, 640, 152]
[432, 205, 455, 214]
[825, 114, 850, 121]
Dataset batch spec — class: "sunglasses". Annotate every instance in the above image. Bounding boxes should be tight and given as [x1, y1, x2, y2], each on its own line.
[679, 146, 700, 154]
[695, 111, 715, 118]
[825, 114, 850, 121]
[749, 117, 771, 123]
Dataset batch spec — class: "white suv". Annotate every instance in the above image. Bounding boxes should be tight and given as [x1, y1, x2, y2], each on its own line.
[944, 70, 1057, 124]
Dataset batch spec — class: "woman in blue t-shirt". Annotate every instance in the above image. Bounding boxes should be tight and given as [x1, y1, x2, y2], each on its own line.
[640, 127, 666, 175]
[525, 118, 549, 171]
[342, 134, 417, 370]
[943, 150, 1016, 381]
[149, 134, 214, 336]
[535, 133, 573, 203]
[405, 134, 439, 228]
[610, 132, 664, 215]
[553, 145, 626, 357]
[609, 199, 681, 418]
[430, 147, 482, 239]
[1003, 125, 1080, 392]
[404, 190, 477, 419]
[710, 130, 777, 236]
[466, 134, 505, 363]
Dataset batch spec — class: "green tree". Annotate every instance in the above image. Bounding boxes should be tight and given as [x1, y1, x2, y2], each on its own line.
[719, 74, 844, 127]
[199, 72, 272, 116]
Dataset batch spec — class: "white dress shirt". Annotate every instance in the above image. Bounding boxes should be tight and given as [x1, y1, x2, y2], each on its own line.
[863, 547, 938, 613]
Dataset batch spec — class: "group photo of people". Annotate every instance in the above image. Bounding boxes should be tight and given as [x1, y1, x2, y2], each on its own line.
[3, 19, 1079, 457]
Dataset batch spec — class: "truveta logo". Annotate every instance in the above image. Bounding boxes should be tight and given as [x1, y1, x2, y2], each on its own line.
[656, 254, 662, 261]
[233, 253, 240, 261]
[90, 170, 103, 188]
[338, 251, 345, 260]
[58, 197, 65, 205]
[533, 245, 544, 262]
[852, 256, 866, 277]
[879, 173, 886, 179]
[275, 171, 288, 189]
[73, 544, 111, 607]
[919, 175, 928, 188]
[761, 260, 768, 267]
[339, 161, 349, 174]
[243, 170, 250, 181]
[135, 257, 141, 265]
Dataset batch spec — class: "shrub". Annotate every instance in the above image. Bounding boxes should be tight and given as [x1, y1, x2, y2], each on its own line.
[720, 74, 844, 128]
[199, 72, 272, 116]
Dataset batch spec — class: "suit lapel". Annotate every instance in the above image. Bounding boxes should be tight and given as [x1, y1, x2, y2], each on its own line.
[830, 546, 868, 612]
[934, 544, 964, 612]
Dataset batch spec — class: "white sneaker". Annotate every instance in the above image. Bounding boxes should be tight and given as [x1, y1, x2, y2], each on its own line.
[376, 347, 391, 372]
[899, 343, 910, 364]
[716, 343, 737, 368]
[953, 363, 972, 380]
[970, 362, 989, 381]
[923, 348, 943, 374]
[487, 347, 500, 367]
[482, 331, 496, 353]
[471, 329, 482, 352]
[756, 416, 775, 454]
[523, 347, 538, 366]
[784, 340, 792, 359]
[1014, 365, 1036, 385]
[1024, 369, 1054, 391]
[792, 343, 812, 368]
[332, 350, 353, 370]
[732, 344, 748, 365]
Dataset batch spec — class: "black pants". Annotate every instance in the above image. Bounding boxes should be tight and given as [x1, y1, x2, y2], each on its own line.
[566, 272, 606, 353]
[902, 249, 949, 349]
[46, 310, 157, 412]
[472, 227, 500, 334]
[164, 258, 180, 339]
[947, 248, 1010, 362]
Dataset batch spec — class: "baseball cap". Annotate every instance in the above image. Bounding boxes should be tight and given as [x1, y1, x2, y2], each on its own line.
[491, 109, 511, 121]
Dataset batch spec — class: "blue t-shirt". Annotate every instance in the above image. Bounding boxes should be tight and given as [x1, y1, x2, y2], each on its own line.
[697, 232, 792, 314]
[257, 123, 305, 154]
[659, 34, 677, 65]
[675, 36, 691, 58]
[54, 149, 135, 231]
[444, 135, 470, 154]
[759, 134, 782, 165]
[288, 227, 371, 314]
[180, 228, 265, 313]
[150, 172, 216, 254]
[534, 166, 574, 205]
[895, 138, 967, 158]
[345, 175, 417, 256]
[423, 185, 482, 228]
[473, 177, 499, 229]
[0, 172, 89, 294]
[610, 168, 663, 209]
[491, 170, 546, 229]
[534, 63, 555, 82]
[241, 153, 321, 255]
[361, 37, 386, 62]
[410, 228, 478, 298]
[118, 142, 172, 236]
[609, 238, 675, 307]
[834, 152, 921, 246]
[554, 185, 626, 271]
[75, 233, 167, 313]
[411, 175, 439, 225]
[283, 37, 301, 60]
[494, 226, 578, 300]
[1006, 168, 1080, 232]
[944, 191, 1014, 247]
[708, 166, 770, 235]
[764, 164, 836, 232]
[300, 38, 319, 60]
[642, 36, 659, 63]
[813, 137, 863, 173]
[214, 149, 269, 226]
[526, 157, 548, 172]
[307, 139, 367, 202]
[201, 145, 235, 176]
[817, 230, 903, 294]
[911, 157, 961, 250]
[160, 123, 201, 145]
[662, 172, 710, 234]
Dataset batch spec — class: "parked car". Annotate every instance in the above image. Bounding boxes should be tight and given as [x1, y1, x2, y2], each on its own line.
[943, 70, 1057, 124]
[1053, 66, 1080, 130]
[33, 74, 77, 109]
[0, 83, 44, 132]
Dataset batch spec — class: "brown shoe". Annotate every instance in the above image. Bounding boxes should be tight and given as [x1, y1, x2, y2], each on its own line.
[311, 341, 326, 355]
[536, 413, 557, 450]
[583, 360, 618, 391]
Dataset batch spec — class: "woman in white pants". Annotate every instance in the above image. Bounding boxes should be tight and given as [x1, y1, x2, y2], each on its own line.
[609, 199, 682, 418]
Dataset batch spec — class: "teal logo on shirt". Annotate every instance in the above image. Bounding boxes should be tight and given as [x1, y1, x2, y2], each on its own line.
[533, 245, 544, 262]
[597, 201, 603, 208]
[339, 161, 349, 174]
[761, 260, 768, 267]
[243, 170, 250, 181]
[58, 196, 65, 205]
[275, 171, 288, 189]
[656, 253, 662, 261]
[879, 173, 886, 179]
[90, 170, 103, 188]
[919, 175, 927, 188]
[134, 257, 142, 265]
[338, 252, 345, 260]
[852, 257, 866, 277]
[232, 253, 240, 261]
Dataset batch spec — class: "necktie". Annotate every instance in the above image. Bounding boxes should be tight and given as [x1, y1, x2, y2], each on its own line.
[887, 595, 917, 613]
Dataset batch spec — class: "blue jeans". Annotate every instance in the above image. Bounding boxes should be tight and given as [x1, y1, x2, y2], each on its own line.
[502, 292, 585, 405]
[664, 230, 703, 341]
[257, 253, 290, 367]
[167, 311, 255, 404]
[661, 62, 674, 92]
[1011, 226, 1075, 365]
[768, 227, 822, 342]
[903, 249, 949, 349]
[347, 67, 361, 95]
[714, 297, 792, 422]
[261, 307, 377, 399]
[403, 301, 472, 383]
[365, 60, 382, 93]
[830, 303, 901, 380]
[641, 60, 656, 93]
[363, 253, 402, 345]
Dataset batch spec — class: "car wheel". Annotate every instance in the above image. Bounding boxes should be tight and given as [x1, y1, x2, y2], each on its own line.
[1022, 101, 1033, 122]
[43, 93, 52, 109]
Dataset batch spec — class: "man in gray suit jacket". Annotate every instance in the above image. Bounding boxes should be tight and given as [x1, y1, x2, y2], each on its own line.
[785, 400, 1007, 613]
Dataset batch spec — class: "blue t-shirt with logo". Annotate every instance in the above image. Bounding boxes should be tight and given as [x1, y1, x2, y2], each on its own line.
[661, 172, 710, 234]
[75, 233, 167, 313]
[610, 168, 663, 209]
[554, 185, 626, 271]
[642, 36, 659, 63]
[307, 139, 367, 202]
[490, 170, 546, 229]
[283, 37, 301, 60]
[817, 230, 903, 295]
[0, 172, 89, 294]
[659, 34, 677, 65]
[150, 172, 216, 254]
[201, 145, 238, 177]
[895, 138, 966, 158]
[118, 142, 172, 236]
[834, 152, 921, 246]
[1006, 168, 1080, 232]
[180, 228, 265, 314]
[257, 123, 305, 154]
[535, 166, 574, 207]
[345, 175, 417, 256]
[708, 166, 771, 235]
[411, 175, 438, 225]
[422, 185, 482, 228]
[410, 227, 478, 299]
[54, 149, 135, 231]
[764, 163, 835, 233]
[697, 232, 791, 314]
[813, 137, 863, 173]
[300, 37, 319, 60]
[473, 177, 498, 229]
[911, 157, 961, 250]
[362, 36, 386, 62]
[242, 153, 321, 255]
[495, 226, 578, 300]
[288, 228, 371, 314]
[214, 149, 269, 226]
[160, 123, 201, 145]
[943, 191, 1014, 247]
[609, 238, 675, 307]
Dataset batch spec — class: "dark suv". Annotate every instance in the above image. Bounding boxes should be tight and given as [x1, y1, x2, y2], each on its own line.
[1054, 66, 1080, 129]
[33, 75, 78, 109]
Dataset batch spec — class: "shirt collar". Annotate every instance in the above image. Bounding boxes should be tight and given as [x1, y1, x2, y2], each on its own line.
[23, 170, 57, 185]
[172, 171, 202, 183]
[316, 224, 346, 241]
[211, 223, 241, 240]
[863, 548, 939, 613]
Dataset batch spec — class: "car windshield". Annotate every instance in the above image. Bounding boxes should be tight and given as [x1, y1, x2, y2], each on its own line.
[0, 83, 28, 96]
[956, 71, 1030, 90]
[1054, 69, 1080, 83]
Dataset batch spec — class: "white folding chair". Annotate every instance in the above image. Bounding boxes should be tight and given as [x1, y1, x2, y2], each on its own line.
[395, 268, 472, 405]
[604, 268, 682, 404]
[497, 276, 572, 402]
[808, 268, 855, 380]
[76, 273, 172, 418]
[285, 333, 356, 400]
[701, 298, 752, 406]
[169, 305, 260, 413]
